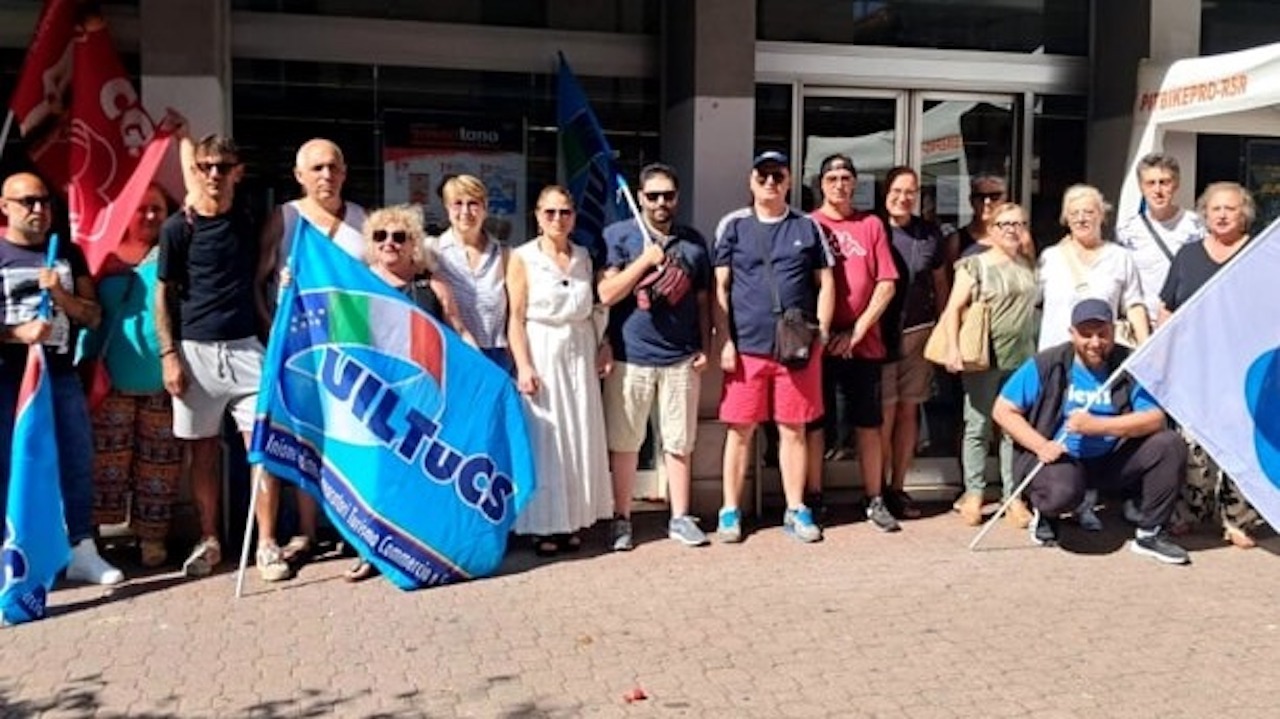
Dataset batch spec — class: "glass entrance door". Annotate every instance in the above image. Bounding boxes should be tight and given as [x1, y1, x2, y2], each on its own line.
[799, 90, 905, 211]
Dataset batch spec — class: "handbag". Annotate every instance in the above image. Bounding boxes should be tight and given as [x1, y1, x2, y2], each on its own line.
[923, 257, 990, 371]
[756, 222, 817, 368]
[635, 242, 693, 311]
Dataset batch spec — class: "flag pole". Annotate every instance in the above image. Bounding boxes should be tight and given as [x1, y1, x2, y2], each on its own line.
[0, 110, 14, 163]
[614, 174, 653, 245]
[234, 465, 264, 598]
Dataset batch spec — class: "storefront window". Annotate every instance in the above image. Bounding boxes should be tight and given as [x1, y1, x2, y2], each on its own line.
[758, 0, 1089, 56]
[231, 59, 659, 238]
[232, 0, 659, 34]
[754, 83, 794, 202]
[1202, 0, 1280, 54]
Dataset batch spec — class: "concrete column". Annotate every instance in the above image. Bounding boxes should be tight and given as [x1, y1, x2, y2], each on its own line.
[1086, 0, 1202, 206]
[139, 0, 231, 192]
[660, 0, 757, 515]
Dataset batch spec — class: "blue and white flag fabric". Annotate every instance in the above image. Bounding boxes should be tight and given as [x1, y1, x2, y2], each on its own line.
[1126, 218, 1280, 531]
[250, 219, 537, 589]
[1, 349, 71, 625]
[556, 51, 628, 264]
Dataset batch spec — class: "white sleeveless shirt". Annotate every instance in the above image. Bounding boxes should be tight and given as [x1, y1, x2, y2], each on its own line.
[279, 200, 367, 270]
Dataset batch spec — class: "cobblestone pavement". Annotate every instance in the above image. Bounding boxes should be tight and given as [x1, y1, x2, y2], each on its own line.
[2, 504, 1279, 718]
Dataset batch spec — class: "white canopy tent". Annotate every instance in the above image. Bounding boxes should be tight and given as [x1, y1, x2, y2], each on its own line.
[1119, 41, 1280, 221]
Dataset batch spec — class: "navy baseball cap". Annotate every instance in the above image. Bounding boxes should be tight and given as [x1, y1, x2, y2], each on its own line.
[1070, 298, 1113, 327]
[752, 150, 789, 168]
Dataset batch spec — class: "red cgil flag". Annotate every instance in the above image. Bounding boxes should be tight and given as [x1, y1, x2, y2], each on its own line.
[8, 2, 169, 276]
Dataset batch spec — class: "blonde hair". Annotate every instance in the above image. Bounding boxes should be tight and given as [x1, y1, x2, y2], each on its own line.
[442, 174, 488, 205]
[1058, 183, 1112, 226]
[363, 204, 436, 272]
[1197, 181, 1256, 226]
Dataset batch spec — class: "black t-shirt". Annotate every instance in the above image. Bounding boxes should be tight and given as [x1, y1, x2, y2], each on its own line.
[1160, 240, 1228, 313]
[157, 203, 260, 342]
[883, 216, 946, 353]
[0, 237, 90, 376]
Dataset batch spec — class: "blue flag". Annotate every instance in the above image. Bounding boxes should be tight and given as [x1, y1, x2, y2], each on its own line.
[1, 347, 71, 625]
[556, 52, 629, 264]
[250, 220, 537, 589]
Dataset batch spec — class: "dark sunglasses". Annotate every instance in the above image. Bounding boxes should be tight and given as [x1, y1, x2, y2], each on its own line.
[372, 229, 409, 244]
[195, 161, 240, 176]
[4, 195, 52, 210]
[971, 191, 1005, 202]
[642, 190, 677, 203]
[541, 208, 574, 219]
[755, 169, 788, 184]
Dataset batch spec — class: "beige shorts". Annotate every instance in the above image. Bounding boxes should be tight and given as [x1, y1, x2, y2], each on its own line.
[172, 337, 264, 440]
[603, 357, 700, 455]
[881, 327, 934, 406]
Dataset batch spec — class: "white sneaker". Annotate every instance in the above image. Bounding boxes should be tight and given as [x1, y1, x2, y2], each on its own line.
[65, 539, 125, 586]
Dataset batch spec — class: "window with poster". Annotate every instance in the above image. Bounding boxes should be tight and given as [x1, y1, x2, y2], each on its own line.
[382, 112, 527, 242]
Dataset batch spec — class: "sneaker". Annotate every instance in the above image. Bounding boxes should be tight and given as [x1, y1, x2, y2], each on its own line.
[1122, 498, 1144, 525]
[783, 506, 823, 543]
[1130, 530, 1190, 565]
[65, 539, 124, 586]
[1075, 489, 1102, 531]
[668, 515, 709, 547]
[256, 543, 294, 582]
[803, 491, 828, 526]
[884, 488, 922, 520]
[182, 537, 222, 578]
[865, 496, 902, 533]
[717, 507, 743, 543]
[1029, 508, 1059, 547]
[610, 516, 634, 552]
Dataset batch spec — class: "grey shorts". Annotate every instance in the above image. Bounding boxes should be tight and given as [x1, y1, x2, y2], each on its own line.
[171, 337, 265, 439]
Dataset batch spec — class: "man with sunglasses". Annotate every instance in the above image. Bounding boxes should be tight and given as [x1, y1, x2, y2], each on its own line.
[992, 298, 1189, 564]
[254, 138, 367, 569]
[156, 133, 292, 582]
[712, 151, 834, 544]
[597, 163, 712, 550]
[806, 154, 901, 533]
[0, 172, 125, 585]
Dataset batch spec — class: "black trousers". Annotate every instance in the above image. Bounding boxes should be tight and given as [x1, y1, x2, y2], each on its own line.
[1027, 429, 1186, 531]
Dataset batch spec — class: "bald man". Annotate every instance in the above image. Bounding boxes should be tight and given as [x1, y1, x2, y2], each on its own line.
[254, 138, 367, 567]
[0, 172, 124, 585]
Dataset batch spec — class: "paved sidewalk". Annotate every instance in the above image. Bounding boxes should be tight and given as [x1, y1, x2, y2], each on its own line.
[2, 504, 1278, 718]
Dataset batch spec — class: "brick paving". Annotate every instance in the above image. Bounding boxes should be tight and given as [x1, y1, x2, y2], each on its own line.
[2, 504, 1279, 718]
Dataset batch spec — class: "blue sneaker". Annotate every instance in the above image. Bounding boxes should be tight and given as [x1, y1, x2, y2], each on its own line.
[717, 507, 743, 543]
[783, 506, 823, 543]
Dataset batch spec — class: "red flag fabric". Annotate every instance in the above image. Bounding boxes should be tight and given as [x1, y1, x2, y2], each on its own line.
[9, 4, 164, 276]
[9, 0, 78, 187]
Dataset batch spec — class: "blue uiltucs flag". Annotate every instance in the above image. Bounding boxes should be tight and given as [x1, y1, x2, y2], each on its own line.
[250, 219, 537, 589]
[1, 344, 72, 625]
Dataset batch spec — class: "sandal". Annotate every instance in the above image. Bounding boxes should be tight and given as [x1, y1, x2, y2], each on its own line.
[533, 536, 560, 557]
[281, 535, 314, 564]
[343, 558, 378, 582]
[1224, 525, 1257, 549]
[557, 533, 582, 553]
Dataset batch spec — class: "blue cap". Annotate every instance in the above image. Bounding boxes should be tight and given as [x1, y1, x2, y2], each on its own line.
[1070, 298, 1112, 327]
[752, 150, 789, 168]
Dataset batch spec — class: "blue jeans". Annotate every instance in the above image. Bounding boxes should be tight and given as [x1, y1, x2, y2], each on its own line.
[0, 368, 95, 543]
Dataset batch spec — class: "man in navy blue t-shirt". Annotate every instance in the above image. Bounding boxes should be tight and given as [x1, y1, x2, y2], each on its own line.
[598, 163, 712, 550]
[993, 298, 1189, 564]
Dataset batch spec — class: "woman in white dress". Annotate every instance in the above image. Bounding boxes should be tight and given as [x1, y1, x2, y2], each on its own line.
[507, 186, 612, 556]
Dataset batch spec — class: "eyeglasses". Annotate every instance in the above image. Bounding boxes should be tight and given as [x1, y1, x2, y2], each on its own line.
[540, 208, 574, 220]
[195, 161, 239, 176]
[755, 170, 787, 185]
[642, 190, 676, 203]
[993, 220, 1027, 231]
[3, 195, 52, 211]
[371, 229, 409, 244]
[821, 172, 855, 185]
[971, 191, 1005, 203]
[449, 200, 484, 213]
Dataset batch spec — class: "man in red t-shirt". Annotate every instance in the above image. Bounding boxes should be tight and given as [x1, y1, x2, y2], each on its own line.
[806, 154, 901, 532]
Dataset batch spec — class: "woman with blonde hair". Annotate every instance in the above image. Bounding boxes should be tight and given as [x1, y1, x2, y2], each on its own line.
[938, 202, 1039, 528]
[344, 204, 474, 580]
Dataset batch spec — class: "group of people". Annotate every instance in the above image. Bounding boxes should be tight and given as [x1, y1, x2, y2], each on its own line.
[0, 125, 1270, 592]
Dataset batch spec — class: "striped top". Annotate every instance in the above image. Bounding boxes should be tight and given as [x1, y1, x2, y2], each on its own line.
[434, 228, 508, 349]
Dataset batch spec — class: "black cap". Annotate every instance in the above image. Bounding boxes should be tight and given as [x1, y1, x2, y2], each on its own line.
[819, 154, 856, 177]
[1071, 298, 1113, 327]
[752, 150, 789, 168]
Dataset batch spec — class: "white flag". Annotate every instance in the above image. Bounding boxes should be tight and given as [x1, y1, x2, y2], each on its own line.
[1126, 218, 1280, 531]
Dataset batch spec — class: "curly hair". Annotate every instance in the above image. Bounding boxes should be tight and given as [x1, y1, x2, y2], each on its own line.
[363, 204, 436, 272]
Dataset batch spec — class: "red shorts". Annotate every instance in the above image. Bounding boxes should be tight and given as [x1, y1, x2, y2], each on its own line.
[719, 351, 824, 426]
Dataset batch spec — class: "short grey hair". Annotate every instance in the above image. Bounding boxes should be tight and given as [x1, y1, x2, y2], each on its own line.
[1135, 152, 1181, 181]
[1058, 183, 1112, 226]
